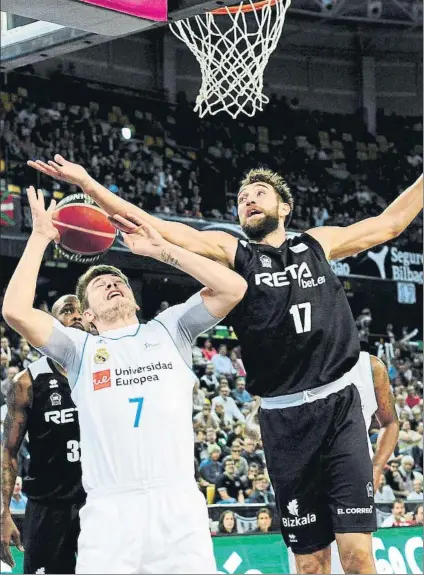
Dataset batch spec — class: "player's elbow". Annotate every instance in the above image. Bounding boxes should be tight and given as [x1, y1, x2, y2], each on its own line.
[2, 302, 23, 330]
[227, 277, 248, 306]
[379, 214, 402, 240]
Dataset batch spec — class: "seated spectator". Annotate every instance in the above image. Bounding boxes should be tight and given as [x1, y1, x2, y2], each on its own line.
[243, 463, 260, 498]
[212, 403, 233, 433]
[214, 459, 245, 504]
[229, 350, 246, 377]
[192, 339, 206, 368]
[254, 508, 273, 533]
[398, 421, 422, 455]
[406, 385, 421, 409]
[381, 500, 414, 527]
[194, 428, 207, 463]
[413, 504, 423, 526]
[200, 446, 223, 485]
[218, 510, 237, 534]
[246, 475, 276, 505]
[202, 339, 217, 362]
[407, 478, 423, 502]
[374, 474, 395, 503]
[199, 428, 221, 461]
[223, 442, 248, 482]
[212, 383, 245, 423]
[395, 394, 412, 420]
[384, 460, 409, 499]
[411, 405, 423, 431]
[9, 476, 28, 513]
[200, 363, 220, 399]
[0, 353, 9, 382]
[12, 342, 36, 371]
[212, 345, 237, 380]
[0, 336, 13, 364]
[399, 455, 423, 491]
[242, 438, 265, 469]
[1, 366, 20, 397]
[193, 402, 219, 431]
[232, 377, 253, 411]
[226, 423, 245, 449]
[192, 380, 206, 414]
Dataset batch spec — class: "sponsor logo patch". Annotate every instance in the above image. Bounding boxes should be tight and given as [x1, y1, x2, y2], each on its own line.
[93, 369, 111, 391]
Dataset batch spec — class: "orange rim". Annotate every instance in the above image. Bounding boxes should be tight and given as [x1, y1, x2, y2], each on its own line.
[211, 0, 279, 15]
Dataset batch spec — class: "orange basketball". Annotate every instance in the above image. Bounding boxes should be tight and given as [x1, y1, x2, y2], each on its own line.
[52, 193, 116, 263]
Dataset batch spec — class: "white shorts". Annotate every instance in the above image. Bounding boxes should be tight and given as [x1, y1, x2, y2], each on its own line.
[76, 483, 216, 574]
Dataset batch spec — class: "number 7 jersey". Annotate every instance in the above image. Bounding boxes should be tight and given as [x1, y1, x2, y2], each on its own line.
[37, 292, 221, 494]
[227, 233, 360, 397]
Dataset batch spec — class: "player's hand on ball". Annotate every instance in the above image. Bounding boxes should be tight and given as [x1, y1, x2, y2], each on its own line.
[111, 213, 167, 257]
[27, 186, 60, 243]
[0, 513, 24, 567]
[27, 154, 92, 189]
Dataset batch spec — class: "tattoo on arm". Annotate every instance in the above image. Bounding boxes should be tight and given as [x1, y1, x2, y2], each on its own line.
[371, 356, 398, 426]
[160, 250, 180, 268]
[1, 372, 32, 513]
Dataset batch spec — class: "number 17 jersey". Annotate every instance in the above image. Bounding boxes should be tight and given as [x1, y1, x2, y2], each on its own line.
[227, 233, 360, 397]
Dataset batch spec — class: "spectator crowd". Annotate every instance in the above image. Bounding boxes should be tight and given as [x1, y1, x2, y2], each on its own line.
[0, 69, 422, 251]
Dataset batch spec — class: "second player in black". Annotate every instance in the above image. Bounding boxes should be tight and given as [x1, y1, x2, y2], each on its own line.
[0, 295, 89, 574]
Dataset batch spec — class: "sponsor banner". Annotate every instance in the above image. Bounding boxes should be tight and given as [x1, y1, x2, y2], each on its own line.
[3, 527, 422, 574]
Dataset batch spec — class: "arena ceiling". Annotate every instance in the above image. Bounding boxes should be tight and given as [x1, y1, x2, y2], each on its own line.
[1, 0, 423, 70]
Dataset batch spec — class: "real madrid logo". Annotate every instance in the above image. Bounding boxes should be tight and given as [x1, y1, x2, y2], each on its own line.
[94, 347, 110, 364]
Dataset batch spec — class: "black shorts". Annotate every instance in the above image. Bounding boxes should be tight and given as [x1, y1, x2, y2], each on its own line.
[259, 383, 376, 555]
[23, 499, 83, 574]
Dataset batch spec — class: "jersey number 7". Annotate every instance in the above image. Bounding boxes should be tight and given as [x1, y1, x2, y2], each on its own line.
[129, 397, 144, 427]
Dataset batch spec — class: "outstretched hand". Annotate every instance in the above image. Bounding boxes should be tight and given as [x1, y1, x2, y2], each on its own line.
[27, 186, 60, 243]
[27, 155, 92, 189]
[111, 213, 167, 257]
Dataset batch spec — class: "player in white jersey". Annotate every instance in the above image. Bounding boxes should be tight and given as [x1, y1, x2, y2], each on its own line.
[3, 187, 248, 574]
[247, 352, 400, 574]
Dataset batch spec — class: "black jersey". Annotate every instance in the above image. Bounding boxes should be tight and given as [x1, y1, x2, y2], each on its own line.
[227, 233, 360, 397]
[23, 356, 85, 503]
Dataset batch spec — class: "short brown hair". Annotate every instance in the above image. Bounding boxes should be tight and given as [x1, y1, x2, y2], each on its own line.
[76, 265, 130, 310]
[240, 168, 293, 223]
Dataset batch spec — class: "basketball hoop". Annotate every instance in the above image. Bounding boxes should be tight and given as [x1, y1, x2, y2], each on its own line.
[170, 0, 291, 119]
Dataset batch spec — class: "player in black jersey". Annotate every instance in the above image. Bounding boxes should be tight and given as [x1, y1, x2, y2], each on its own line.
[1, 295, 89, 573]
[29, 156, 423, 574]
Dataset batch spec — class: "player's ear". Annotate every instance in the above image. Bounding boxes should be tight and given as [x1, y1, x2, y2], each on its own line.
[83, 308, 95, 323]
[278, 201, 290, 219]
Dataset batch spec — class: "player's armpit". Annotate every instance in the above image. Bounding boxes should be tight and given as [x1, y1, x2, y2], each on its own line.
[306, 215, 399, 260]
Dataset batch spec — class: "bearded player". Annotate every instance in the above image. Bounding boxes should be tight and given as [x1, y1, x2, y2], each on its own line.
[29, 156, 422, 574]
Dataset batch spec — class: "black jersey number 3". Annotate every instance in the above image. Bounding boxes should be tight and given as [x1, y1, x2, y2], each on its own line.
[289, 303, 311, 334]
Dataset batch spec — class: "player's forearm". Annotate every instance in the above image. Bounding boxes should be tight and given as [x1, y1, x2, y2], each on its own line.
[154, 242, 246, 300]
[2, 234, 49, 322]
[382, 174, 423, 235]
[1, 450, 18, 516]
[372, 421, 400, 472]
[83, 178, 170, 234]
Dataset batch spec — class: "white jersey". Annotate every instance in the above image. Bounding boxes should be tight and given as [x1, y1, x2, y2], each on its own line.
[353, 351, 378, 458]
[39, 292, 221, 494]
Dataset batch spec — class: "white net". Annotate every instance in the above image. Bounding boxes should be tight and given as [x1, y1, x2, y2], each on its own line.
[170, 0, 291, 119]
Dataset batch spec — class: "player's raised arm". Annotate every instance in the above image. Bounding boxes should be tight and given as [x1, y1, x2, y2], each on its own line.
[27, 155, 237, 267]
[307, 174, 423, 260]
[0, 371, 30, 567]
[370, 355, 400, 492]
[2, 187, 58, 347]
[116, 215, 247, 319]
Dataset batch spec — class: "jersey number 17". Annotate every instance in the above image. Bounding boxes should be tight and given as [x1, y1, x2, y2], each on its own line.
[289, 303, 312, 334]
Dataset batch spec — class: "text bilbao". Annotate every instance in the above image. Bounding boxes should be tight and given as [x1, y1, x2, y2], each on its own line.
[255, 262, 325, 288]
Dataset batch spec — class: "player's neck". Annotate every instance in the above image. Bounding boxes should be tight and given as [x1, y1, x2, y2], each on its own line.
[256, 225, 286, 248]
[96, 313, 140, 334]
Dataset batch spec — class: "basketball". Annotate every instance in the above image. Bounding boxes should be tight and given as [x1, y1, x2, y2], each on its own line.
[52, 193, 117, 263]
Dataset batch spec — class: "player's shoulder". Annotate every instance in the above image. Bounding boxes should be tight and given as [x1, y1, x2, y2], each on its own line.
[27, 355, 54, 380]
